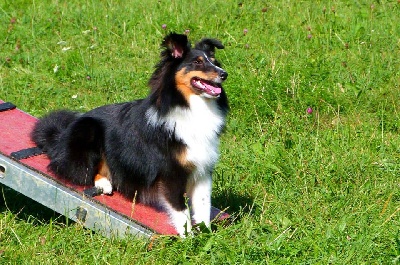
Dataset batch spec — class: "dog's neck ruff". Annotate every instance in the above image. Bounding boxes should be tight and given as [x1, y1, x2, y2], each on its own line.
[146, 95, 225, 178]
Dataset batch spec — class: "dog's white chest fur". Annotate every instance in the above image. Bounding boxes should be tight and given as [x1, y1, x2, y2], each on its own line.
[146, 95, 225, 178]
[170, 96, 224, 176]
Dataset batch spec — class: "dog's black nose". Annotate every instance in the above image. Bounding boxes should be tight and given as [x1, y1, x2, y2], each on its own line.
[220, 71, 228, 80]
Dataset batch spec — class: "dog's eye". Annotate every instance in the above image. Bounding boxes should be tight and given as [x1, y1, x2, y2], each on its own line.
[193, 56, 203, 65]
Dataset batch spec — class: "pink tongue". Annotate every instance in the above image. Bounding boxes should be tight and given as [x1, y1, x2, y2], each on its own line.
[203, 82, 221, 95]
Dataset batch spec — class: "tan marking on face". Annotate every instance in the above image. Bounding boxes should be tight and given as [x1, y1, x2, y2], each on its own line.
[94, 158, 111, 182]
[175, 68, 195, 101]
[175, 68, 220, 101]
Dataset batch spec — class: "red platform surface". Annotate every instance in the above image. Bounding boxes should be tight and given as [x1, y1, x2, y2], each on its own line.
[0, 100, 228, 235]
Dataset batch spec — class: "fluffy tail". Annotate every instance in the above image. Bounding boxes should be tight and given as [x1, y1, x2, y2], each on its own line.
[31, 110, 78, 152]
[31, 110, 104, 185]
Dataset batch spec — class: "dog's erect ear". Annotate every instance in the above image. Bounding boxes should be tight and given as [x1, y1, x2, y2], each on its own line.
[195, 38, 224, 54]
[162, 33, 190, 59]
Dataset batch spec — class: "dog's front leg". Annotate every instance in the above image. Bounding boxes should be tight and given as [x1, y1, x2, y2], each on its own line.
[167, 207, 192, 237]
[190, 177, 212, 228]
[160, 185, 192, 237]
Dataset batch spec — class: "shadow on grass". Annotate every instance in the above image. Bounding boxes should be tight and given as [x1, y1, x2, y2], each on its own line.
[212, 189, 256, 224]
[0, 183, 70, 225]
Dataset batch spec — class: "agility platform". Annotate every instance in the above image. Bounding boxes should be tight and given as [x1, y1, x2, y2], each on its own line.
[0, 100, 227, 238]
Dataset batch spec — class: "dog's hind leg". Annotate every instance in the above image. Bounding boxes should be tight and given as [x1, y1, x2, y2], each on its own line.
[94, 158, 113, 195]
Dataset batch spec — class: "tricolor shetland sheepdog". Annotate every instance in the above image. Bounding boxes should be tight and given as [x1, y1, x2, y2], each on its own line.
[31, 33, 229, 236]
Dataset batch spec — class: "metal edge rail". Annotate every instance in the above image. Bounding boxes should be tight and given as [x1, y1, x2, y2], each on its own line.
[0, 153, 153, 238]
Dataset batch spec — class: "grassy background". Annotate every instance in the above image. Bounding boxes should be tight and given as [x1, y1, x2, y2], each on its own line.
[1, 0, 400, 263]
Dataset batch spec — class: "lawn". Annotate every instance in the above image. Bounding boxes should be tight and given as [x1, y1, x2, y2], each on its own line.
[1, 0, 400, 263]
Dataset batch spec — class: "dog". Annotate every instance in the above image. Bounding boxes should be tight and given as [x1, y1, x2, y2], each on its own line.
[31, 33, 229, 236]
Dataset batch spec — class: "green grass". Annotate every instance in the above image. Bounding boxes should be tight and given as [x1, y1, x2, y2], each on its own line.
[1, 0, 400, 263]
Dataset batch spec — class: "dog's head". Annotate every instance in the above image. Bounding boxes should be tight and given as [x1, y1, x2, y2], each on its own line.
[162, 33, 228, 99]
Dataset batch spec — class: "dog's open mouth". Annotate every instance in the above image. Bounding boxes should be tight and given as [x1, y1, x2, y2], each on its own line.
[191, 78, 222, 97]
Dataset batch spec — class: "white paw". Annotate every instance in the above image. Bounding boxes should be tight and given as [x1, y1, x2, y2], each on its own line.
[94, 178, 113, 195]
[176, 219, 192, 238]
[193, 215, 211, 228]
[168, 208, 192, 237]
